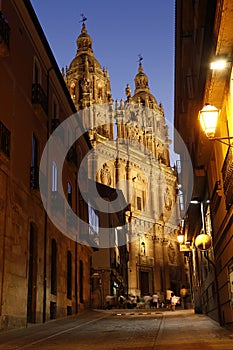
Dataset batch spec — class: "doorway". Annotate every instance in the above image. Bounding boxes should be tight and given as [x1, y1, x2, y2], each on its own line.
[140, 271, 149, 296]
[27, 223, 37, 323]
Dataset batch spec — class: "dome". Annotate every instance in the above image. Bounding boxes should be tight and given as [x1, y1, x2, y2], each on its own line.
[134, 63, 150, 92]
[76, 23, 93, 54]
[132, 62, 158, 108]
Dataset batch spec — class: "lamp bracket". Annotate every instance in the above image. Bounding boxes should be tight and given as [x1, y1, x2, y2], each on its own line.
[209, 136, 233, 147]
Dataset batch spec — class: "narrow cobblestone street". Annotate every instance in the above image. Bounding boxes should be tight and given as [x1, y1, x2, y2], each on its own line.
[0, 309, 232, 349]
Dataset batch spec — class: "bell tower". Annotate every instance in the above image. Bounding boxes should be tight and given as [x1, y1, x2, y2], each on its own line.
[64, 20, 112, 111]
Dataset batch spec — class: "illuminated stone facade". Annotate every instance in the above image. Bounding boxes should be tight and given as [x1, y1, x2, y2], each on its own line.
[64, 23, 184, 301]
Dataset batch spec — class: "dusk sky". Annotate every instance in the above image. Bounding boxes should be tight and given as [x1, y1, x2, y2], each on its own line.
[30, 0, 175, 122]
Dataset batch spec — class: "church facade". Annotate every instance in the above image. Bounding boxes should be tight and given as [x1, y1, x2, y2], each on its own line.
[64, 22, 186, 301]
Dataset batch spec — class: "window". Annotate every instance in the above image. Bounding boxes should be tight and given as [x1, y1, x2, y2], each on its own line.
[88, 201, 99, 245]
[33, 59, 41, 84]
[67, 182, 72, 207]
[51, 239, 57, 295]
[137, 196, 142, 210]
[31, 134, 38, 168]
[0, 11, 10, 52]
[52, 161, 58, 192]
[0, 121, 10, 157]
[30, 134, 39, 189]
[67, 251, 72, 299]
[52, 99, 59, 119]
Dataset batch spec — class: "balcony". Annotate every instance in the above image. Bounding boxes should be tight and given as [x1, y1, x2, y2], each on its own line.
[32, 83, 48, 120]
[222, 147, 233, 210]
[0, 11, 10, 57]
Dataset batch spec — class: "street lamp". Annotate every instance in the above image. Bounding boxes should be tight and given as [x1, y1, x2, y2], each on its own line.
[210, 58, 227, 70]
[177, 233, 185, 244]
[198, 103, 233, 146]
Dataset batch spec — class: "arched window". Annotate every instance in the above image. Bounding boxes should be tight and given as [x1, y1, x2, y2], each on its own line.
[52, 161, 58, 192]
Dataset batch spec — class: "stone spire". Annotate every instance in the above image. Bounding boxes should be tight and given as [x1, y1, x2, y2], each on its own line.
[64, 21, 112, 110]
[131, 60, 158, 109]
[134, 61, 150, 94]
[76, 22, 94, 56]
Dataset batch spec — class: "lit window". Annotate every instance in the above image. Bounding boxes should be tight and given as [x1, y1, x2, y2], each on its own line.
[52, 161, 58, 192]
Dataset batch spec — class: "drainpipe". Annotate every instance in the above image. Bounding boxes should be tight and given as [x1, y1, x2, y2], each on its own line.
[42, 66, 53, 323]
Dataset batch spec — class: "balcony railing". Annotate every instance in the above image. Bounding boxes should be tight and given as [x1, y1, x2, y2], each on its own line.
[32, 83, 48, 115]
[222, 147, 233, 210]
[0, 11, 10, 57]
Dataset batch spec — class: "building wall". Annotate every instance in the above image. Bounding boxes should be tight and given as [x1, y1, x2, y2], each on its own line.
[65, 22, 184, 303]
[174, 0, 233, 325]
[0, 0, 93, 330]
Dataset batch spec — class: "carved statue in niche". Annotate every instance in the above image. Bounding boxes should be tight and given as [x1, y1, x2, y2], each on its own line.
[164, 187, 172, 211]
[128, 126, 139, 142]
[81, 78, 90, 93]
[70, 82, 76, 100]
[156, 142, 166, 164]
[100, 163, 111, 186]
[140, 241, 146, 255]
[168, 243, 176, 264]
[125, 84, 131, 98]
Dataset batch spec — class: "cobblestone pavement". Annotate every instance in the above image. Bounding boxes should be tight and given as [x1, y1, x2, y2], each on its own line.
[0, 309, 232, 349]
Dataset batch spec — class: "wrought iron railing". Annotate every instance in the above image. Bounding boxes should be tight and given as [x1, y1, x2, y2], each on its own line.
[32, 83, 48, 114]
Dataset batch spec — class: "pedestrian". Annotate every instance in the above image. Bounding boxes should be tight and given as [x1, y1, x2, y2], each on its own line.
[143, 294, 152, 309]
[152, 292, 159, 309]
[166, 288, 173, 310]
[180, 284, 188, 308]
[170, 292, 177, 311]
[118, 294, 125, 308]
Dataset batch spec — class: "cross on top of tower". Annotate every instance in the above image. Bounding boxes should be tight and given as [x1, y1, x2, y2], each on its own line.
[79, 13, 87, 24]
[138, 54, 143, 64]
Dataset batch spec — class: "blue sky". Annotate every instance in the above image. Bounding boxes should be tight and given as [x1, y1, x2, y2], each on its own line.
[30, 0, 175, 122]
